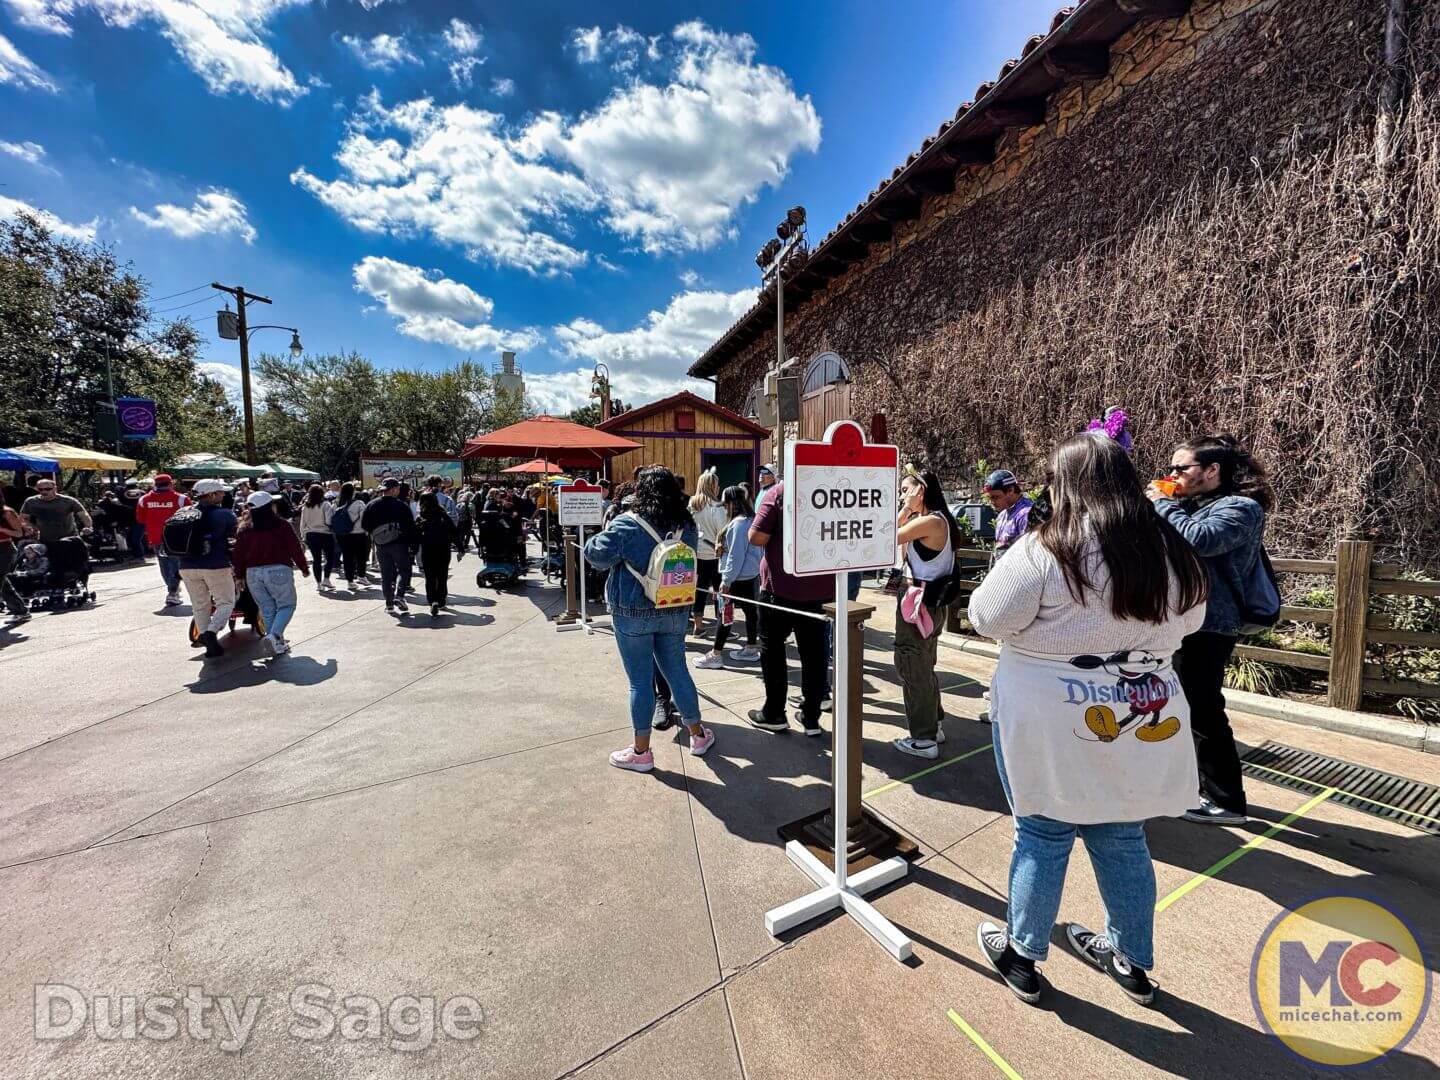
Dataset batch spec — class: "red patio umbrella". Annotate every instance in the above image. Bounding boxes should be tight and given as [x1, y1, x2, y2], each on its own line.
[502, 458, 567, 474]
[462, 415, 641, 469]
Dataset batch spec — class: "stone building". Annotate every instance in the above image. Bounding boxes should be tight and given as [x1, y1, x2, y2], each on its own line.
[690, 0, 1438, 562]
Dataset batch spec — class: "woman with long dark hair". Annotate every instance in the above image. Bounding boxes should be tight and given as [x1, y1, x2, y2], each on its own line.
[694, 484, 761, 668]
[416, 491, 459, 616]
[1148, 434, 1273, 825]
[232, 490, 311, 656]
[968, 433, 1208, 1008]
[298, 483, 336, 592]
[892, 466, 963, 758]
[584, 467, 715, 772]
[333, 482, 369, 588]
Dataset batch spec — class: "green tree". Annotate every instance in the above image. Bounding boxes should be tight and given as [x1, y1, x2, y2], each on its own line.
[253, 352, 386, 480]
[566, 399, 630, 428]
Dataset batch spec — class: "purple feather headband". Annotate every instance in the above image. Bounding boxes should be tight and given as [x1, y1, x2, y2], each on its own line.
[1085, 406, 1133, 453]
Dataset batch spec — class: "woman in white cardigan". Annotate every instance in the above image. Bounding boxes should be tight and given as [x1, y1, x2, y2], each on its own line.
[968, 433, 1208, 1008]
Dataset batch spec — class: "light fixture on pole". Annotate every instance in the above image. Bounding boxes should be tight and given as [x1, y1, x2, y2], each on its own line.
[212, 280, 303, 465]
[756, 206, 806, 477]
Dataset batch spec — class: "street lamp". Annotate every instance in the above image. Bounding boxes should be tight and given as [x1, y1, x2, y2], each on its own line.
[212, 281, 303, 464]
[590, 362, 612, 423]
[756, 205, 806, 475]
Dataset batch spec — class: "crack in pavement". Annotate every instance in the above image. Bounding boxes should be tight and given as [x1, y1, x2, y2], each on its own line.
[159, 826, 211, 991]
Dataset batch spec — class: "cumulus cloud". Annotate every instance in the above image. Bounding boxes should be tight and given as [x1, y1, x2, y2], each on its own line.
[342, 32, 418, 71]
[295, 22, 819, 270]
[0, 194, 97, 240]
[353, 255, 539, 353]
[131, 190, 256, 242]
[0, 139, 48, 165]
[551, 286, 754, 402]
[3, 0, 306, 101]
[491, 76, 514, 97]
[195, 360, 258, 405]
[0, 31, 57, 91]
[443, 20, 483, 87]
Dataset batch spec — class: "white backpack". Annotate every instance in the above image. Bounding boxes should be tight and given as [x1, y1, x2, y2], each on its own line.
[622, 514, 697, 608]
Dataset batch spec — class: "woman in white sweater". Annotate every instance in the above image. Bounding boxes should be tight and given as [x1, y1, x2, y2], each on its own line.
[298, 484, 336, 591]
[687, 469, 729, 636]
[967, 433, 1208, 1008]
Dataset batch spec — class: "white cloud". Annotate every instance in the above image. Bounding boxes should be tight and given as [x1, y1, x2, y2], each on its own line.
[293, 98, 597, 274]
[295, 22, 819, 270]
[567, 24, 647, 73]
[490, 76, 514, 97]
[0, 194, 97, 240]
[342, 32, 418, 71]
[569, 26, 602, 63]
[0, 139, 48, 165]
[353, 255, 539, 353]
[3, 0, 306, 102]
[552, 286, 754, 402]
[678, 269, 700, 288]
[0, 32, 57, 91]
[442, 20, 482, 88]
[195, 360, 255, 405]
[130, 189, 256, 243]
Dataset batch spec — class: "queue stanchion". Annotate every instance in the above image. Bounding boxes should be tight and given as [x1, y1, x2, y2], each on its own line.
[555, 480, 605, 633]
[556, 526, 580, 629]
[763, 421, 914, 962]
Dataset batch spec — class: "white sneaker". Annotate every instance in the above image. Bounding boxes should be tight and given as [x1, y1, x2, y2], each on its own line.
[732, 647, 761, 662]
[164, 591, 183, 607]
[315, 578, 324, 592]
[273, 637, 291, 655]
[693, 652, 724, 670]
[322, 576, 333, 590]
[894, 737, 939, 759]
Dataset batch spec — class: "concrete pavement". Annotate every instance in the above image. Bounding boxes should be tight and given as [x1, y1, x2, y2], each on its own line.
[0, 558, 1435, 1078]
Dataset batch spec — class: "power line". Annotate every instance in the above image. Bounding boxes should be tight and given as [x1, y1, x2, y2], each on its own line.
[149, 283, 211, 303]
[151, 293, 220, 315]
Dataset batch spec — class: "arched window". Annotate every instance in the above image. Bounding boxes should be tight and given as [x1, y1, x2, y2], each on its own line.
[802, 351, 851, 395]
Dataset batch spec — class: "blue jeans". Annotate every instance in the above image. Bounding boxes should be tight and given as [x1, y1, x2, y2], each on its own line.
[246, 564, 298, 641]
[612, 611, 700, 736]
[993, 731, 1156, 969]
[156, 553, 181, 593]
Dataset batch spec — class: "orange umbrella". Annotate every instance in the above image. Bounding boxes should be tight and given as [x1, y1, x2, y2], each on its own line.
[462, 415, 640, 468]
[502, 458, 567, 474]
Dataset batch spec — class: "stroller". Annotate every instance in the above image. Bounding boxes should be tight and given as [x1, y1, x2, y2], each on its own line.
[474, 510, 527, 589]
[186, 583, 265, 645]
[11, 537, 96, 610]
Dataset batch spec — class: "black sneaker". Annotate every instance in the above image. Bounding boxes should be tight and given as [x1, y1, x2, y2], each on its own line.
[790, 693, 833, 712]
[200, 631, 225, 658]
[794, 711, 823, 737]
[1064, 923, 1155, 1005]
[652, 702, 679, 732]
[395, 599, 409, 614]
[1181, 799, 1246, 825]
[430, 603, 440, 617]
[746, 709, 789, 733]
[385, 602, 395, 612]
[976, 922, 1041, 1004]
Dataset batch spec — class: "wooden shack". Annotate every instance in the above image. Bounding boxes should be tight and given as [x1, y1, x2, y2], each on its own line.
[598, 391, 770, 493]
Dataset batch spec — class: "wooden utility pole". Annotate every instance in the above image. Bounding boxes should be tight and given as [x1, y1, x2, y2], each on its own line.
[212, 282, 271, 465]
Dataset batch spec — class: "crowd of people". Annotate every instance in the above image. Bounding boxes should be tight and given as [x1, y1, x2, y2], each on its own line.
[578, 420, 1274, 1013]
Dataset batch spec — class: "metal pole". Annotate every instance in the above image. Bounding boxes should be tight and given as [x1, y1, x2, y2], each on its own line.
[832, 571, 848, 891]
[578, 525, 588, 633]
[775, 268, 785, 477]
[235, 291, 257, 466]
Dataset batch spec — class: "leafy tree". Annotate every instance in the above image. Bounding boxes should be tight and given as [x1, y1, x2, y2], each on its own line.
[0, 211, 243, 478]
[567, 399, 630, 428]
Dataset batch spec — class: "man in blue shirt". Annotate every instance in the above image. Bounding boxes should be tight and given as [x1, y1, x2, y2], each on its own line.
[177, 478, 239, 657]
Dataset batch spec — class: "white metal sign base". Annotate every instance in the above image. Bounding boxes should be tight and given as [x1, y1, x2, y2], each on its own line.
[764, 841, 912, 961]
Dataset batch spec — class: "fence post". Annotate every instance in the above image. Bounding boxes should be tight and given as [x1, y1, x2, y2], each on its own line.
[1328, 539, 1374, 711]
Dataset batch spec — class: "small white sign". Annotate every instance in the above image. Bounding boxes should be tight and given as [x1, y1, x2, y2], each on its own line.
[783, 420, 898, 577]
[558, 481, 605, 527]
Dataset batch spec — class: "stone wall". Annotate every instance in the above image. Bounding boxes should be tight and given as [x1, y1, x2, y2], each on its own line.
[716, 0, 1389, 430]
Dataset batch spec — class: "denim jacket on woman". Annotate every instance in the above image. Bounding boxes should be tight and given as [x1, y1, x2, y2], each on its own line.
[584, 512, 699, 620]
[1153, 493, 1265, 637]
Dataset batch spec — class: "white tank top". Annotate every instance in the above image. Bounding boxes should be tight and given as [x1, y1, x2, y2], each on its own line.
[906, 514, 955, 582]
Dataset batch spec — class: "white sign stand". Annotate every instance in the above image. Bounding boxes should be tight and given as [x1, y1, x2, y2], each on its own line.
[557, 481, 606, 635]
[763, 420, 912, 962]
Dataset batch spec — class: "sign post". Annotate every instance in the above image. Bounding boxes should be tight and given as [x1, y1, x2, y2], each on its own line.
[764, 420, 911, 961]
[557, 481, 606, 634]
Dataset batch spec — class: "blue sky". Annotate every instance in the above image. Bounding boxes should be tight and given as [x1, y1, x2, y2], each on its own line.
[1, 0, 1061, 413]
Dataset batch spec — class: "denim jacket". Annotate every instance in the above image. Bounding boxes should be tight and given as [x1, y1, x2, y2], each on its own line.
[1154, 493, 1265, 636]
[584, 512, 699, 619]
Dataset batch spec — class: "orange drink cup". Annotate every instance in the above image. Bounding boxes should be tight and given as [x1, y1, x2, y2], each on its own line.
[1153, 478, 1179, 498]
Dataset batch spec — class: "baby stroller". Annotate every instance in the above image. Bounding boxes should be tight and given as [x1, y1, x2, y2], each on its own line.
[474, 510, 527, 589]
[11, 537, 96, 610]
[186, 583, 265, 645]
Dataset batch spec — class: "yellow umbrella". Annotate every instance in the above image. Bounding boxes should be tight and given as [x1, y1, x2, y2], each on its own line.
[8, 441, 138, 470]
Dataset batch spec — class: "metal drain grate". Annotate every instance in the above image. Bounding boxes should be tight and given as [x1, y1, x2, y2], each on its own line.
[1241, 741, 1440, 835]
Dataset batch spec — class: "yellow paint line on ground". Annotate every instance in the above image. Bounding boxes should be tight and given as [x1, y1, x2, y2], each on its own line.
[947, 1010, 1024, 1080]
[863, 742, 993, 800]
[1154, 787, 1338, 914]
[1243, 760, 1440, 829]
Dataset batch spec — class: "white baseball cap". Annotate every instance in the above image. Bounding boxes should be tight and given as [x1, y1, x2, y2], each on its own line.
[247, 490, 273, 508]
[192, 479, 229, 495]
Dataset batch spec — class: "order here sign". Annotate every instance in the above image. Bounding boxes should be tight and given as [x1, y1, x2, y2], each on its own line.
[783, 420, 899, 577]
[558, 480, 606, 528]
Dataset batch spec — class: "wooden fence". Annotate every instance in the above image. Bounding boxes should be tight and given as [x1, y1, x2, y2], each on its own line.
[947, 539, 1440, 712]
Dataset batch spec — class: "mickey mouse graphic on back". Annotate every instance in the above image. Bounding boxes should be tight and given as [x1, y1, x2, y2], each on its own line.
[1066, 650, 1182, 743]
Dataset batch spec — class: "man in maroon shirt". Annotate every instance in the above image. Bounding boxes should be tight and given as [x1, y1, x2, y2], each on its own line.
[746, 481, 830, 735]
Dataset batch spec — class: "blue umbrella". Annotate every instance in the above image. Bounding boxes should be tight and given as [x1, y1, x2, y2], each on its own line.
[0, 449, 59, 472]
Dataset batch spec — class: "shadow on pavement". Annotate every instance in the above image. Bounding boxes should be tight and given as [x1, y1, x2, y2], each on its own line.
[388, 611, 496, 629]
[188, 656, 339, 693]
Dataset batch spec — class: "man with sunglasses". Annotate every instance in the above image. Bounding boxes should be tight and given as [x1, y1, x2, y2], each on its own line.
[20, 479, 92, 545]
[983, 469, 1031, 561]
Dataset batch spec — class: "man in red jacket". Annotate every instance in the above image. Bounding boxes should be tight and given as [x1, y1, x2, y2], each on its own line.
[136, 473, 189, 606]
